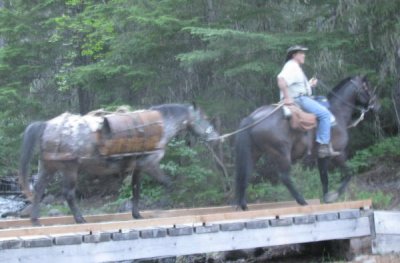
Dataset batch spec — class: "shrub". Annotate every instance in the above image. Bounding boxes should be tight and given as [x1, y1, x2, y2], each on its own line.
[349, 136, 400, 173]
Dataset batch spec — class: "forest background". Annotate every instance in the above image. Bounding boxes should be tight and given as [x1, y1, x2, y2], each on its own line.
[0, 0, 399, 211]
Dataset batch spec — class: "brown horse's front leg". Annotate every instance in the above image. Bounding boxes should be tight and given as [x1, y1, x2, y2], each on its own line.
[319, 157, 339, 204]
[337, 162, 353, 196]
[324, 155, 352, 203]
[317, 157, 329, 198]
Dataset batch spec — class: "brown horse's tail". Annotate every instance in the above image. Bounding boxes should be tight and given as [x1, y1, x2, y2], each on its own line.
[235, 117, 254, 210]
[19, 121, 46, 201]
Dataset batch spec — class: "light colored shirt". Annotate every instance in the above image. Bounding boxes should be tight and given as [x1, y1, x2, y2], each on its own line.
[277, 59, 311, 98]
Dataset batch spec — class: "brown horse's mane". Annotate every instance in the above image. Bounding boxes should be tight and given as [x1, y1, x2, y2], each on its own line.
[327, 76, 353, 99]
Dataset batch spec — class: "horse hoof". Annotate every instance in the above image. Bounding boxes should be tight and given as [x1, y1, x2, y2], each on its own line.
[76, 218, 87, 224]
[31, 219, 41, 227]
[132, 213, 143, 219]
[236, 204, 248, 211]
[324, 191, 339, 203]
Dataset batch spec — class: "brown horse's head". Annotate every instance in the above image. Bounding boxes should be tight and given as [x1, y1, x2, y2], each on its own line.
[352, 75, 380, 112]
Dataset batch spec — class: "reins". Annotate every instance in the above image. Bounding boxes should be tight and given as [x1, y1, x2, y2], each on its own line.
[347, 108, 368, 128]
[207, 101, 285, 142]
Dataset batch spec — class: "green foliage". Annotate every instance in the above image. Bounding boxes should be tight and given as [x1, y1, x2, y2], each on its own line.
[161, 139, 225, 206]
[354, 190, 393, 209]
[247, 182, 289, 203]
[247, 164, 343, 203]
[118, 175, 165, 203]
[40, 203, 71, 217]
[349, 136, 400, 173]
[118, 139, 225, 208]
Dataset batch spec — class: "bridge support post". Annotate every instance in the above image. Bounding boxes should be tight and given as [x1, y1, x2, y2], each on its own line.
[327, 237, 372, 261]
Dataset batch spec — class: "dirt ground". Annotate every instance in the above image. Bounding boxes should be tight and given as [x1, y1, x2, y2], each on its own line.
[352, 161, 400, 210]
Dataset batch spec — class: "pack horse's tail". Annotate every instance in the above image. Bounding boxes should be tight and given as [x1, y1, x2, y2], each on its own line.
[19, 121, 46, 200]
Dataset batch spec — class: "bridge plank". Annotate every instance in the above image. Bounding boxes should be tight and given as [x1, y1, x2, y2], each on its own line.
[0, 199, 320, 229]
[0, 200, 371, 238]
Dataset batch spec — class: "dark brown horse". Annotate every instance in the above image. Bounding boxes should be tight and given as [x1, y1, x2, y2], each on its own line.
[19, 103, 219, 224]
[235, 76, 379, 210]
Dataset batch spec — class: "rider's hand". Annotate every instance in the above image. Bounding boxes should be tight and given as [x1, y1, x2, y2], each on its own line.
[309, 77, 318, 88]
[283, 97, 294, 105]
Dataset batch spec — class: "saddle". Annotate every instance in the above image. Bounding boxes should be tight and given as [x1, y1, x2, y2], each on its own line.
[283, 104, 317, 132]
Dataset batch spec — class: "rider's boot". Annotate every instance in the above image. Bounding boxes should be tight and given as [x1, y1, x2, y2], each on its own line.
[318, 143, 341, 158]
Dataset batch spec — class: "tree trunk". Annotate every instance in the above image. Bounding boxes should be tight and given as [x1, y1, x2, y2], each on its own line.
[394, 47, 400, 133]
[206, 0, 216, 23]
[77, 86, 92, 115]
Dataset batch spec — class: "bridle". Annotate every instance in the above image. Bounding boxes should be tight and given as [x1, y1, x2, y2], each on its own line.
[322, 77, 376, 128]
[188, 107, 217, 140]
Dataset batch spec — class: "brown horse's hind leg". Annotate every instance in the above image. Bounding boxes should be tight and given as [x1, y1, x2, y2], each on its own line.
[279, 171, 308, 205]
[62, 163, 86, 223]
[30, 161, 52, 226]
[274, 152, 308, 205]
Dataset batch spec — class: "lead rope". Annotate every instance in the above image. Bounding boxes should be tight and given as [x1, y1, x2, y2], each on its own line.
[207, 101, 285, 142]
[204, 102, 284, 193]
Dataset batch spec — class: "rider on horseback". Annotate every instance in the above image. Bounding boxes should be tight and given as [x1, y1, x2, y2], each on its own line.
[277, 45, 340, 158]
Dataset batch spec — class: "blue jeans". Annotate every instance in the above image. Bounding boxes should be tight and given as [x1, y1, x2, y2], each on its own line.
[295, 96, 332, 144]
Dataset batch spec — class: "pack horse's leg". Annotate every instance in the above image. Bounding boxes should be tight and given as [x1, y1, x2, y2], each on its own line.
[62, 162, 86, 223]
[131, 166, 142, 219]
[30, 161, 53, 226]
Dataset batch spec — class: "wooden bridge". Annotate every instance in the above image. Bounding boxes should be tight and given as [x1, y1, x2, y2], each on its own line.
[0, 199, 398, 262]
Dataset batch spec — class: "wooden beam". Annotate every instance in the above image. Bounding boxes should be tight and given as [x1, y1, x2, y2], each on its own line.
[374, 211, 400, 235]
[372, 211, 400, 254]
[0, 216, 372, 263]
[0, 200, 371, 238]
[0, 199, 320, 229]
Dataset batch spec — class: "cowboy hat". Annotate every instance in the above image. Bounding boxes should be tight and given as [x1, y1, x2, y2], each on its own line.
[287, 45, 308, 54]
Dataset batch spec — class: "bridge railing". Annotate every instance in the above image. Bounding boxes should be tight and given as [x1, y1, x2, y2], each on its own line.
[0, 177, 22, 196]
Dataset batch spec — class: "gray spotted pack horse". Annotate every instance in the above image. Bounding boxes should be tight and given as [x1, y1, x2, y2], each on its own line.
[19, 103, 219, 224]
